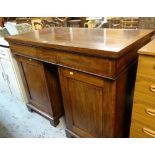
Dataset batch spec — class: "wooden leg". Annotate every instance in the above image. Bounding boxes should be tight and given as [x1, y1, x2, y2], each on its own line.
[27, 104, 60, 127]
[27, 106, 34, 112]
[50, 119, 59, 127]
[65, 130, 72, 138]
[65, 129, 80, 138]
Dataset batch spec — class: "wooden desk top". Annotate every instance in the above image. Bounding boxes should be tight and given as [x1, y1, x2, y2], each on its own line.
[5, 27, 154, 59]
[138, 39, 155, 56]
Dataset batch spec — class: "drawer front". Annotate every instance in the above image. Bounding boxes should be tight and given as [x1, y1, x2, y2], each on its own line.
[57, 51, 115, 78]
[130, 120, 155, 138]
[132, 100, 155, 128]
[137, 55, 155, 78]
[10, 44, 116, 78]
[37, 48, 57, 64]
[133, 99, 155, 117]
[134, 75, 155, 105]
[10, 44, 57, 63]
[10, 44, 37, 58]
[0, 47, 10, 60]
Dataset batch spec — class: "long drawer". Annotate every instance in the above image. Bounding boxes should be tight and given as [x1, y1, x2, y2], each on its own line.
[133, 99, 155, 116]
[134, 75, 155, 105]
[130, 120, 155, 138]
[137, 55, 155, 78]
[132, 100, 155, 128]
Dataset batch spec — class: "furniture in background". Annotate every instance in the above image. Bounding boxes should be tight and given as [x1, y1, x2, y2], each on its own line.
[130, 39, 155, 137]
[120, 17, 139, 29]
[6, 28, 154, 137]
[107, 17, 121, 28]
[16, 17, 31, 25]
[0, 18, 5, 27]
[84, 17, 109, 29]
[67, 20, 81, 27]
[84, 17, 103, 28]
[53, 17, 68, 27]
[107, 17, 139, 29]
[0, 27, 10, 37]
[139, 17, 155, 29]
[42, 19, 60, 28]
[0, 23, 33, 104]
[15, 17, 42, 30]
[33, 21, 43, 30]
[4, 17, 155, 30]
[4, 22, 32, 35]
[16, 23, 33, 33]
[0, 38, 13, 94]
[0, 38, 27, 103]
[31, 18, 43, 30]
[3, 17, 88, 29]
[32, 18, 68, 30]
[67, 17, 85, 27]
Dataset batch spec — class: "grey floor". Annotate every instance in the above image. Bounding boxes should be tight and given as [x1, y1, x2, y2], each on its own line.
[0, 90, 66, 138]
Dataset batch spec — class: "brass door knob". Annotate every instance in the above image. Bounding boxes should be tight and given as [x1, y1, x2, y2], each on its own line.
[70, 72, 73, 75]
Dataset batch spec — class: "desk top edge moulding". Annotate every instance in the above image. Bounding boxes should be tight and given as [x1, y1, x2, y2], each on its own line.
[5, 27, 155, 138]
[5, 27, 155, 59]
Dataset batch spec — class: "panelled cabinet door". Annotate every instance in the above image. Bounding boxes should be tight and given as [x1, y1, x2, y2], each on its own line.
[0, 58, 22, 100]
[58, 67, 105, 138]
[17, 56, 52, 115]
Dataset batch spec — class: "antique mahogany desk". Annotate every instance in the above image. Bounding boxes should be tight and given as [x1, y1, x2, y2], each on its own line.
[5, 28, 154, 138]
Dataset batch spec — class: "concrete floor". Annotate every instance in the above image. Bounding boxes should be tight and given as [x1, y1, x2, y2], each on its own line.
[0, 90, 66, 138]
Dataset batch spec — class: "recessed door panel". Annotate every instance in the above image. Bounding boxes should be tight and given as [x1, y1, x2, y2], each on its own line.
[58, 67, 105, 137]
[67, 78, 103, 137]
[20, 58, 50, 114]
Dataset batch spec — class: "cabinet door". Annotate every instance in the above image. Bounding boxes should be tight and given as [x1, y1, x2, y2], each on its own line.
[0, 58, 22, 100]
[0, 60, 10, 93]
[17, 56, 51, 115]
[59, 67, 106, 137]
